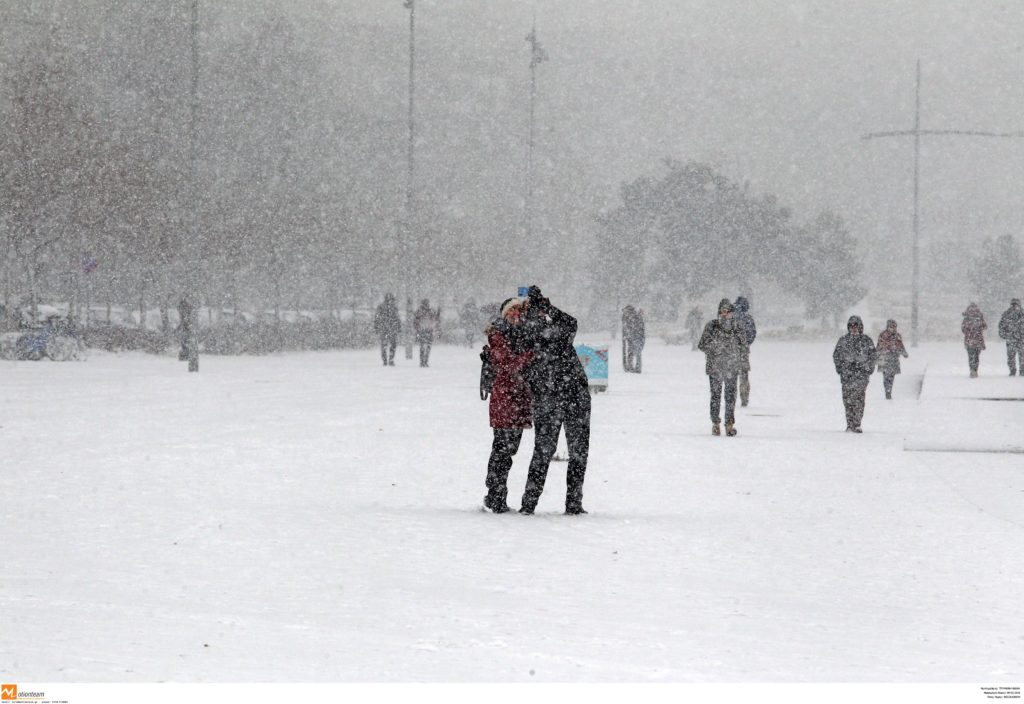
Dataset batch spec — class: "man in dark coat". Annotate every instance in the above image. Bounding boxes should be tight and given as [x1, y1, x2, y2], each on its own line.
[412, 298, 440, 367]
[621, 305, 646, 373]
[519, 286, 591, 515]
[698, 299, 746, 436]
[460, 299, 480, 347]
[482, 297, 535, 513]
[685, 306, 703, 351]
[833, 315, 877, 432]
[177, 294, 199, 372]
[734, 296, 756, 406]
[373, 293, 402, 366]
[997, 298, 1024, 376]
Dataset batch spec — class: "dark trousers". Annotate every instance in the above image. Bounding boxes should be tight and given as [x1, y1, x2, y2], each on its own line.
[709, 373, 738, 424]
[882, 371, 896, 396]
[1007, 343, 1023, 375]
[738, 370, 750, 406]
[379, 334, 397, 365]
[967, 347, 981, 373]
[841, 380, 868, 429]
[417, 334, 433, 367]
[179, 330, 198, 372]
[624, 339, 643, 372]
[522, 394, 592, 511]
[485, 429, 523, 507]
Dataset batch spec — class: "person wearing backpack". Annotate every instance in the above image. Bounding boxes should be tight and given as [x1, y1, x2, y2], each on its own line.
[482, 297, 535, 513]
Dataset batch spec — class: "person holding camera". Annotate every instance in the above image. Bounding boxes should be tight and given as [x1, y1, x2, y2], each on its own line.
[519, 286, 591, 515]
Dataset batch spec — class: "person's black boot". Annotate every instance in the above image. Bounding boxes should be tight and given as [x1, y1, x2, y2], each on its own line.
[565, 505, 588, 515]
[518, 504, 535, 515]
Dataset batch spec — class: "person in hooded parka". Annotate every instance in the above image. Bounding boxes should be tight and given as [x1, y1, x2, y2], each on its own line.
[733, 296, 756, 406]
[373, 293, 402, 366]
[482, 297, 534, 513]
[997, 298, 1024, 376]
[875, 319, 908, 399]
[698, 299, 746, 436]
[621, 305, 646, 373]
[413, 299, 440, 367]
[518, 286, 592, 515]
[832, 315, 877, 432]
[961, 302, 987, 377]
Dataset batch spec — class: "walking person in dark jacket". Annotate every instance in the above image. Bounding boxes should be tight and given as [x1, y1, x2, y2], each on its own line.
[833, 315, 876, 432]
[519, 286, 592, 515]
[482, 297, 534, 513]
[998, 298, 1024, 376]
[875, 319, 909, 399]
[621, 305, 646, 373]
[685, 306, 703, 351]
[698, 299, 746, 436]
[733, 296, 756, 406]
[177, 294, 199, 372]
[413, 299, 440, 367]
[962, 303, 987, 377]
[373, 293, 402, 366]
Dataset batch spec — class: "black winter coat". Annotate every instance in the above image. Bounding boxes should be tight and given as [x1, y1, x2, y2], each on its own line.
[522, 303, 589, 403]
[833, 333, 877, 386]
[698, 318, 747, 376]
[998, 306, 1024, 344]
[374, 301, 401, 337]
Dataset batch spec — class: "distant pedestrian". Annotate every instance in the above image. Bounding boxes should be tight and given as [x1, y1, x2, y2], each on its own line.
[177, 294, 199, 372]
[961, 303, 987, 378]
[832, 315, 876, 432]
[997, 298, 1024, 376]
[733, 296, 757, 406]
[519, 286, 591, 515]
[373, 293, 401, 366]
[685, 306, 703, 351]
[460, 299, 481, 347]
[875, 319, 908, 400]
[621, 305, 646, 373]
[698, 299, 746, 436]
[413, 299, 440, 367]
[482, 297, 534, 513]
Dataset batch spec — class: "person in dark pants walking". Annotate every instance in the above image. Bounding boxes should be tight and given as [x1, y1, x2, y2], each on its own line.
[519, 286, 591, 515]
[483, 297, 534, 513]
[875, 319, 908, 399]
[177, 295, 199, 372]
[373, 293, 402, 366]
[833, 315, 876, 432]
[621, 305, 646, 373]
[698, 299, 745, 436]
[962, 302, 987, 377]
[413, 299, 440, 367]
[998, 298, 1024, 376]
[733, 296, 756, 406]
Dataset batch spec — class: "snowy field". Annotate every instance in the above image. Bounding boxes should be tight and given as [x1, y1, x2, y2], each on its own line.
[2, 338, 1022, 682]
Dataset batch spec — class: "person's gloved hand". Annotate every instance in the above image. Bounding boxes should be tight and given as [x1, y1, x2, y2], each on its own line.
[527, 285, 550, 312]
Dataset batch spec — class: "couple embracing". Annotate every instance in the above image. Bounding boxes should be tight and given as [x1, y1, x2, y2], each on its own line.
[482, 286, 592, 515]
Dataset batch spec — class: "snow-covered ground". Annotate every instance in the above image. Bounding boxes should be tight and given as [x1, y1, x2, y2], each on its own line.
[2, 339, 1022, 682]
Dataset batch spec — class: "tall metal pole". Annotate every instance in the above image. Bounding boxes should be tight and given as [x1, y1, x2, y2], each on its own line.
[403, 0, 416, 359]
[524, 18, 546, 242]
[911, 59, 920, 349]
[186, 0, 200, 371]
[863, 60, 1023, 348]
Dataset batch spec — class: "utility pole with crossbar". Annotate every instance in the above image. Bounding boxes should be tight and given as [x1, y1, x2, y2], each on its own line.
[863, 59, 1023, 347]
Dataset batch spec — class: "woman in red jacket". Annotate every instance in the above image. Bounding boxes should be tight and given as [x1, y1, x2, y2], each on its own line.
[483, 298, 534, 513]
[962, 303, 987, 378]
[876, 319, 909, 399]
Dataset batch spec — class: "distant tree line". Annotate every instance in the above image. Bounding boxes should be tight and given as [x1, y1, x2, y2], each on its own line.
[589, 160, 866, 327]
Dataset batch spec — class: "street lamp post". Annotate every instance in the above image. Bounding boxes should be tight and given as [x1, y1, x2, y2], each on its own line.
[863, 59, 1023, 347]
[524, 18, 547, 242]
[402, 0, 416, 359]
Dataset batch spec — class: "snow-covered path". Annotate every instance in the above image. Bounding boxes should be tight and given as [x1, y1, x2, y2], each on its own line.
[2, 339, 1022, 681]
